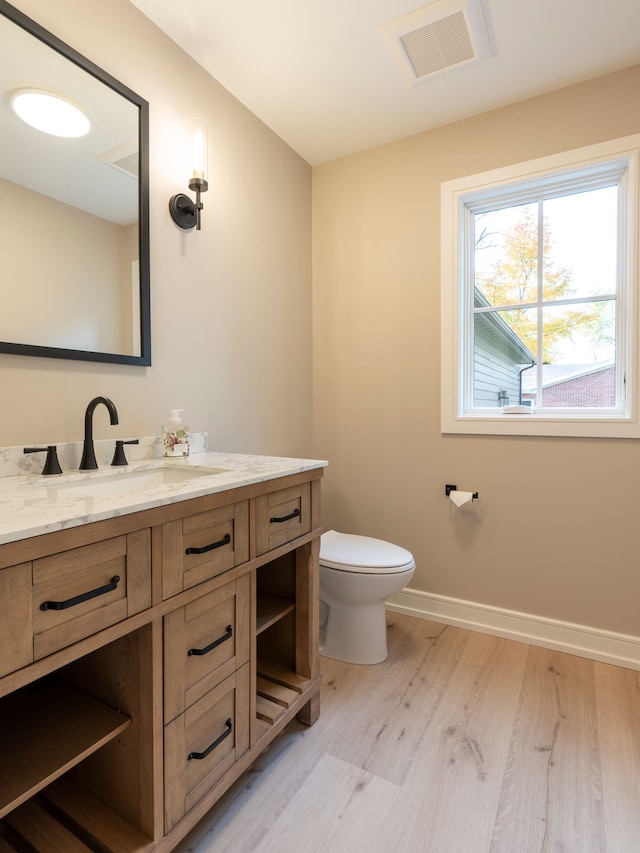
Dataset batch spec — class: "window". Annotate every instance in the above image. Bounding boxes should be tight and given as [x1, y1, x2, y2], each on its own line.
[441, 135, 640, 437]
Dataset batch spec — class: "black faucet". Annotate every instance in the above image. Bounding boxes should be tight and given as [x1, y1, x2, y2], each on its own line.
[79, 396, 119, 470]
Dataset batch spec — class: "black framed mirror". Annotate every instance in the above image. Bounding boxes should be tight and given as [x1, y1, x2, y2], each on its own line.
[0, 0, 150, 365]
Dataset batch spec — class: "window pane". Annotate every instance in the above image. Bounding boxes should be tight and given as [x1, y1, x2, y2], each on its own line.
[473, 308, 536, 406]
[539, 301, 616, 408]
[474, 202, 538, 306]
[543, 186, 618, 301]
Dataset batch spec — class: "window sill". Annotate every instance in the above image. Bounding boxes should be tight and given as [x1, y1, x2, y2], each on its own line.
[442, 412, 640, 438]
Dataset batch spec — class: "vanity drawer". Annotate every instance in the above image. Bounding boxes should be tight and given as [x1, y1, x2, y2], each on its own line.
[32, 530, 151, 660]
[255, 483, 311, 556]
[164, 574, 251, 722]
[162, 501, 249, 599]
[164, 663, 250, 832]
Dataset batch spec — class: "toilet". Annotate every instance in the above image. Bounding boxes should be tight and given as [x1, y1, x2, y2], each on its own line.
[319, 530, 415, 665]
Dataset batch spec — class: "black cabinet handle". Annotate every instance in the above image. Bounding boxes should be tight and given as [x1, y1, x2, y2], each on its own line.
[185, 533, 231, 555]
[40, 575, 121, 611]
[269, 508, 301, 524]
[188, 718, 233, 761]
[188, 625, 233, 657]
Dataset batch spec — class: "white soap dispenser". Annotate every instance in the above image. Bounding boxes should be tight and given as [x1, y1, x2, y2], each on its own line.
[162, 409, 189, 457]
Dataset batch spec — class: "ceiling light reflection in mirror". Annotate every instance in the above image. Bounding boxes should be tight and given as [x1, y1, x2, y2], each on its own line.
[1, 13, 138, 230]
[11, 88, 90, 137]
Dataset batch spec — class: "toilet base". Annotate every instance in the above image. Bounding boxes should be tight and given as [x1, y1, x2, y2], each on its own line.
[320, 599, 389, 665]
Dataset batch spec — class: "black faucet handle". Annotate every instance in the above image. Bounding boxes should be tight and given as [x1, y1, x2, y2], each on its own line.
[24, 445, 63, 476]
[111, 439, 140, 467]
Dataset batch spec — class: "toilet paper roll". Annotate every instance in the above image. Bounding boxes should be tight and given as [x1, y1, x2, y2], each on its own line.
[449, 490, 474, 508]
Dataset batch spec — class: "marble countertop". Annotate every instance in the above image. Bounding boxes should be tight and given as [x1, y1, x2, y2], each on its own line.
[0, 451, 328, 546]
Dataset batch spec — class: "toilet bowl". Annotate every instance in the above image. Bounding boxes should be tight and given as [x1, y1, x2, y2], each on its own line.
[319, 530, 415, 665]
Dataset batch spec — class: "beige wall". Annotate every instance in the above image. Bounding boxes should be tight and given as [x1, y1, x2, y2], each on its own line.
[2, 0, 312, 458]
[312, 65, 640, 637]
[1, 179, 128, 353]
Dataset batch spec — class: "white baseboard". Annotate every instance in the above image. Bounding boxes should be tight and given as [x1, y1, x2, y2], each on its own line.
[386, 588, 640, 671]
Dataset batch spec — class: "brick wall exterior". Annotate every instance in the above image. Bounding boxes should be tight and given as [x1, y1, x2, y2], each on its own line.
[542, 365, 615, 407]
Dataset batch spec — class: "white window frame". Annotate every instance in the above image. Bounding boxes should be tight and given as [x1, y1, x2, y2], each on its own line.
[441, 135, 640, 438]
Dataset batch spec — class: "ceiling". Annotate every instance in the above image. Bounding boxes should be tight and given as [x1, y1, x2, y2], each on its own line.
[128, 0, 640, 166]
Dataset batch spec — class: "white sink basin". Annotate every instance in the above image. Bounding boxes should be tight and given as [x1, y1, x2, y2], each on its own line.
[44, 465, 229, 499]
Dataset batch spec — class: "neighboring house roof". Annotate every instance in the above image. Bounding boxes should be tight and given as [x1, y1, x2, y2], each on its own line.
[521, 361, 615, 392]
[474, 290, 536, 365]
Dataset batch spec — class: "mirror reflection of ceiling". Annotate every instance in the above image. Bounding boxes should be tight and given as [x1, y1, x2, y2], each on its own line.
[0, 13, 138, 226]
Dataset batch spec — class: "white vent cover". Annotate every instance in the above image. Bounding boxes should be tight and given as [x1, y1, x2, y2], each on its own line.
[380, 0, 491, 86]
[110, 151, 139, 178]
[97, 140, 139, 178]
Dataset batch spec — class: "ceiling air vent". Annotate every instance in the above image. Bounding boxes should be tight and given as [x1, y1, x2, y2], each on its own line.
[97, 140, 139, 178]
[380, 0, 491, 86]
[110, 151, 139, 178]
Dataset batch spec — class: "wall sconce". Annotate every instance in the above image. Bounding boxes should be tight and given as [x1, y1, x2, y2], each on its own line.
[169, 118, 208, 231]
[498, 388, 509, 407]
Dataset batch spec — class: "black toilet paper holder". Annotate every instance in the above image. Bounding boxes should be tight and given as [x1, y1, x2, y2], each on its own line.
[445, 484, 479, 500]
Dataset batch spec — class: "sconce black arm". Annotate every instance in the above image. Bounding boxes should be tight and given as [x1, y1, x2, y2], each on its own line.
[169, 176, 208, 231]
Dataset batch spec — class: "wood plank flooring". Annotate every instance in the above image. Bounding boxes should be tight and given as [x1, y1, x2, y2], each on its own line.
[175, 613, 640, 853]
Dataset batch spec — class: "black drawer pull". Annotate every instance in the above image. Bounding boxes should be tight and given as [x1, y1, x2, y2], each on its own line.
[40, 575, 121, 611]
[188, 625, 233, 657]
[185, 533, 231, 555]
[269, 508, 301, 524]
[188, 718, 233, 761]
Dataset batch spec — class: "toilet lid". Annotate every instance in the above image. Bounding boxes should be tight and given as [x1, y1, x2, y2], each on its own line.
[320, 530, 415, 574]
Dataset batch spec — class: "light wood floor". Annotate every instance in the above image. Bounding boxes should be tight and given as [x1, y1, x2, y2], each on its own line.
[175, 613, 640, 853]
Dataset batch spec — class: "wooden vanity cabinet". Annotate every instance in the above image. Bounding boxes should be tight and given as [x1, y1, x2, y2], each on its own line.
[0, 467, 322, 852]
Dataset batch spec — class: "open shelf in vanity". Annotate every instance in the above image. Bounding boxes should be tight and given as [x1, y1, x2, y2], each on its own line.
[2, 777, 152, 852]
[0, 625, 155, 852]
[254, 544, 315, 737]
[256, 592, 295, 634]
[0, 677, 131, 818]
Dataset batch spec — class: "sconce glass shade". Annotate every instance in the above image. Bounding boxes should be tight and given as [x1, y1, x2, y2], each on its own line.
[11, 89, 90, 137]
[191, 118, 208, 181]
[169, 117, 209, 231]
